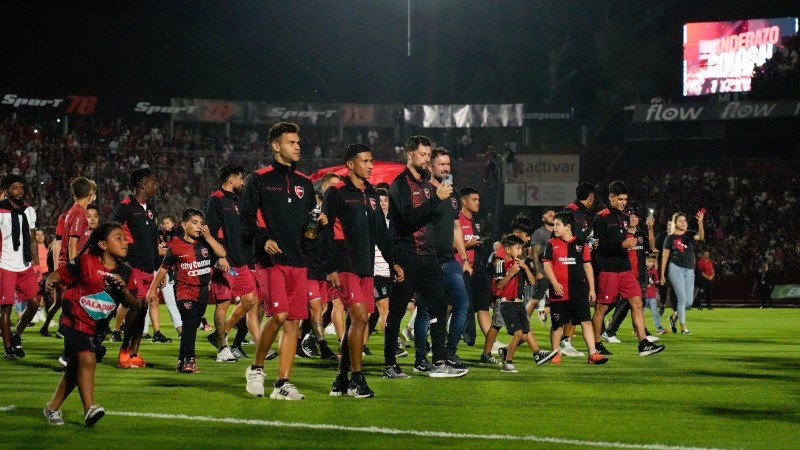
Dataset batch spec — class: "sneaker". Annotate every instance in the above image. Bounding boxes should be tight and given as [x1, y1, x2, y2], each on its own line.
[39, 326, 52, 337]
[10, 332, 25, 358]
[382, 364, 409, 379]
[58, 355, 68, 367]
[230, 345, 248, 359]
[638, 341, 665, 356]
[55, 331, 64, 339]
[129, 354, 146, 368]
[109, 331, 122, 342]
[429, 361, 468, 378]
[265, 348, 278, 360]
[176, 358, 184, 372]
[84, 404, 105, 427]
[595, 342, 613, 356]
[413, 358, 433, 373]
[401, 327, 415, 341]
[362, 345, 372, 356]
[534, 350, 558, 365]
[479, 353, 502, 365]
[681, 329, 691, 335]
[207, 332, 222, 351]
[601, 331, 622, 343]
[181, 357, 200, 373]
[551, 354, 562, 364]
[270, 382, 305, 400]
[300, 334, 318, 357]
[497, 346, 507, 361]
[318, 342, 339, 361]
[245, 366, 266, 396]
[657, 328, 669, 335]
[329, 375, 350, 396]
[645, 334, 660, 343]
[669, 313, 677, 334]
[324, 323, 336, 335]
[43, 405, 64, 426]
[588, 352, 609, 365]
[151, 331, 172, 343]
[141, 333, 152, 340]
[538, 310, 548, 326]
[560, 340, 585, 357]
[396, 347, 409, 358]
[217, 346, 238, 362]
[501, 361, 518, 373]
[347, 376, 375, 398]
[117, 348, 131, 369]
[5, 347, 16, 360]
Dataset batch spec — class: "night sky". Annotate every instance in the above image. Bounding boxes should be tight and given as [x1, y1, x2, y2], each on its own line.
[2, 0, 796, 104]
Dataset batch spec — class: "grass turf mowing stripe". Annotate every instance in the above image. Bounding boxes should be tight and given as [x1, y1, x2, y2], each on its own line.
[104, 409, 726, 450]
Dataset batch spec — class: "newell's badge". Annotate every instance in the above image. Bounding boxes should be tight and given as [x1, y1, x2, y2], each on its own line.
[294, 186, 305, 199]
[369, 198, 377, 210]
[423, 188, 430, 198]
[451, 198, 458, 209]
[575, 245, 583, 253]
[201, 248, 209, 258]
[148, 210, 154, 220]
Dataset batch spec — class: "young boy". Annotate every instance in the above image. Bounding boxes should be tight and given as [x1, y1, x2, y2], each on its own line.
[492, 234, 557, 372]
[542, 212, 607, 365]
[644, 254, 665, 334]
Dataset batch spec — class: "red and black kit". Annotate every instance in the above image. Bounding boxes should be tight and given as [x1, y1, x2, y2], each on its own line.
[592, 208, 631, 273]
[205, 189, 248, 268]
[160, 238, 213, 303]
[542, 236, 591, 301]
[110, 195, 160, 272]
[388, 167, 442, 257]
[563, 201, 593, 241]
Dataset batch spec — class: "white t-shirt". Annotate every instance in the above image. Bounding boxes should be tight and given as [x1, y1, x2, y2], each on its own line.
[0, 205, 37, 271]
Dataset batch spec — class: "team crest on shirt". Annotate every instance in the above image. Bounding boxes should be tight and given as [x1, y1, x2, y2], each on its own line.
[475, 223, 481, 233]
[183, 302, 192, 310]
[294, 186, 305, 199]
[451, 198, 458, 209]
[201, 248, 209, 258]
[147, 210, 154, 220]
[423, 188, 430, 198]
[234, 205, 239, 214]
[369, 198, 377, 210]
[575, 245, 583, 252]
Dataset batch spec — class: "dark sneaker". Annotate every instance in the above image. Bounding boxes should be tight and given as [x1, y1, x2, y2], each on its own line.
[95, 345, 107, 363]
[497, 346, 507, 361]
[4, 347, 16, 360]
[534, 350, 558, 365]
[413, 358, 433, 373]
[10, 332, 25, 358]
[176, 358, 184, 372]
[43, 405, 64, 426]
[596, 342, 613, 356]
[295, 342, 310, 358]
[382, 365, 409, 379]
[362, 345, 372, 356]
[181, 357, 200, 373]
[39, 326, 52, 337]
[669, 313, 677, 334]
[152, 331, 172, 343]
[109, 331, 122, 342]
[265, 349, 278, 360]
[479, 353, 502, 365]
[55, 331, 64, 339]
[501, 361, 517, 373]
[84, 404, 105, 427]
[300, 334, 318, 357]
[429, 361, 468, 378]
[330, 375, 349, 396]
[141, 333, 152, 340]
[230, 345, 248, 359]
[318, 342, 339, 361]
[396, 339, 408, 357]
[638, 341, 665, 356]
[347, 375, 375, 398]
[446, 356, 467, 370]
[207, 333, 222, 351]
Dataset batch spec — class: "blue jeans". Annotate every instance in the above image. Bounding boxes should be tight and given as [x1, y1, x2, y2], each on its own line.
[414, 258, 469, 361]
[645, 297, 662, 331]
[668, 263, 694, 326]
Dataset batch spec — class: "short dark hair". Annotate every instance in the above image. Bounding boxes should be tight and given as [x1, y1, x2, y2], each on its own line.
[130, 168, 155, 190]
[542, 207, 556, 216]
[71, 177, 95, 199]
[459, 187, 479, 199]
[554, 211, 575, 230]
[1, 174, 25, 190]
[575, 182, 595, 201]
[431, 147, 449, 160]
[268, 122, 300, 144]
[501, 234, 525, 249]
[608, 180, 629, 196]
[86, 203, 99, 213]
[376, 182, 390, 190]
[162, 214, 177, 223]
[219, 164, 245, 183]
[376, 187, 389, 198]
[404, 135, 432, 152]
[511, 216, 535, 235]
[182, 208, 205, 223]
[343, 143, 371, 163]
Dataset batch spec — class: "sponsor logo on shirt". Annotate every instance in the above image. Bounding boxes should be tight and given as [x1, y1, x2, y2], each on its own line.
[79, 291, 117, 320]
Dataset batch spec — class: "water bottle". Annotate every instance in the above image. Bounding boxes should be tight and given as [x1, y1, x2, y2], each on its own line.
[304, 204, 322, 239]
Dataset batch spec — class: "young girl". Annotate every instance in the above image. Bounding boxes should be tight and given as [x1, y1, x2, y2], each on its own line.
[146, 208, 226, 373]
[44, 222, 139, 427]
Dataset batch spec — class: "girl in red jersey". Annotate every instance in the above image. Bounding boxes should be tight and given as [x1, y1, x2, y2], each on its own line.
[146, 208, 226, 373]
[43, 222, 139, 427]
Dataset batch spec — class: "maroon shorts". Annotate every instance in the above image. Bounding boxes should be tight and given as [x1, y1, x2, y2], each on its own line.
[254, 264, 308, 320]
[306, 279, 330, 304]
[0, 267, 39, 305]
[210, 266, 257, 304]
[339, 272, 375, 314]
[131, 268, 154, 300]
[597, 271, 641, 305]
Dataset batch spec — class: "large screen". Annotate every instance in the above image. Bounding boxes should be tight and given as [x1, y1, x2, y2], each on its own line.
[683, 17, 798, 96]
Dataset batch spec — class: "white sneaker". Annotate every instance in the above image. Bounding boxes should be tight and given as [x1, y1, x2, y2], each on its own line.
[645, 334, 660, 343]
[269, 382, 306, 400]
[560, 340, 585, 357]
[601, 332, 622, 343]
[245, 366, 265, 397]
[324, 323, 336, 335]
[216, 346, 238, 362]
[401, 327, 415, 341]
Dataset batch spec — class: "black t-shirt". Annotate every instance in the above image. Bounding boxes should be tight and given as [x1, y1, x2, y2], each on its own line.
[663, 231, 697, 269]
[431, 192, 460, 263]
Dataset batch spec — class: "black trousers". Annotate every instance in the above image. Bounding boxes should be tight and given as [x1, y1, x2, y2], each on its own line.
[697, 280, 713, 308]
[384, 252, 448, 365]
[178, 300, 202, 359]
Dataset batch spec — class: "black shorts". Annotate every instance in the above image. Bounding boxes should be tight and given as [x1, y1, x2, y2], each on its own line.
[373, 276, 391, 301]
[470, 271, 492, 312]
[62, 326, 99, 357]
[550, 297, 591, 329]
[500, 302, 530, 335]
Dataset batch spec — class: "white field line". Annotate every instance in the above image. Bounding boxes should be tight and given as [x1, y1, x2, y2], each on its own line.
[106, 409, 725, 450]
